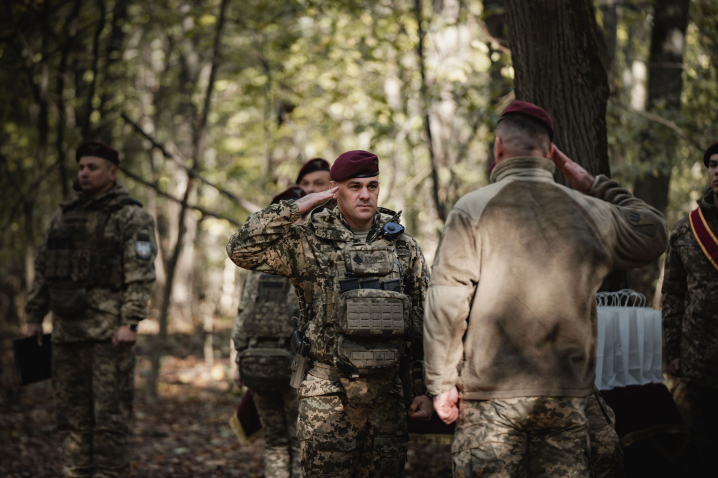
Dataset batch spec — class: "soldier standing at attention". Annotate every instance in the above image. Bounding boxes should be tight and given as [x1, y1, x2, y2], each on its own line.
[227, 150, 433, 477]
[662, 142, 718, 477]
[25, 142, 157, 478]
[231, 187, 307, 478]
[296, 158, 331, 194]
[423, 101, 668, 478]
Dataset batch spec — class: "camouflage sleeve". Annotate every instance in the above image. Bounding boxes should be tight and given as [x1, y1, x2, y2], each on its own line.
[120, 207, 157, 325]
[588, 175, 668, 268]
[231, 271, 260, 358]
[25, 208, 62, 323]
[661, 220, 688, 363]
[404, 238, 429, 360]
[226, 200, 304, 277]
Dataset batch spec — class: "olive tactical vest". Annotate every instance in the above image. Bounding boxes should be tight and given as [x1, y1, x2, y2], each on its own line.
[44, 196, 140, 316]
[237, 273, 298, 391]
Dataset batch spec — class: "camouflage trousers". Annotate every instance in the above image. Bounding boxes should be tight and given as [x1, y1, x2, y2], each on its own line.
[452, 397, 590, 478]
[297, 393, 409, 477]
[53, 341, 135, 478]
[252, 387, 301, 478]
[586, 391, 624, 478]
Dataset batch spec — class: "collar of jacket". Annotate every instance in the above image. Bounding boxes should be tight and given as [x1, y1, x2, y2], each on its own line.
[61, 181, 130, 211]
[309, 202, 399, 242]
[489, 156, 556, 184]
[698, 187, 718, 217]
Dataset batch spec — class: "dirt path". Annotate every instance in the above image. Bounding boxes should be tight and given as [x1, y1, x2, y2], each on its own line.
[0, 328, 451, 477]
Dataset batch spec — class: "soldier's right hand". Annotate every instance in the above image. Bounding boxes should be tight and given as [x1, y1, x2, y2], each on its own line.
[550, 146, 595, 193]
[233, 367, 243, 388]
[26, 323, 44, 346]
[295, 187, 338, 215]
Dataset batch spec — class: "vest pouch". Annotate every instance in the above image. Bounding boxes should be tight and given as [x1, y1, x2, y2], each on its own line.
[239, 348, 293, 391]
[337, 289, 409, 336]
[344, 244, 394, 276]
[337, 336, 400, 403]
[49, 287, 87, 317]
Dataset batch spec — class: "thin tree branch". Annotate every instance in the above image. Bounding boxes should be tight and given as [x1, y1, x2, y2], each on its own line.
[612, 102, 706, 152]
[120, 112, 260, 213]
[118, 166, 240, 226]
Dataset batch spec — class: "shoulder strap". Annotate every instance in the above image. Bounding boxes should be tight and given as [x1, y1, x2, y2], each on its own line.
[689, 207, 718, 272]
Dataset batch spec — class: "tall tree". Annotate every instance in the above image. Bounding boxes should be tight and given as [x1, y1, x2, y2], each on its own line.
[504, 0, 611, 180]
[633, 0, 690, 215]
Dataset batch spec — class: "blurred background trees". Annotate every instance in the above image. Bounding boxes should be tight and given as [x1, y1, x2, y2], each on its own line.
[1, 0, 716, 394]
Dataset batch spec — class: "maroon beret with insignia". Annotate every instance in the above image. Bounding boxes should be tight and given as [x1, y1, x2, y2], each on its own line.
[703, 142, 718, 167]
[271, 186, 307, 205]
[76, 141, 119, 165]
[498, 100, 554, 141]
[296, 158, 331, 184]
[330, 150, 379, 182]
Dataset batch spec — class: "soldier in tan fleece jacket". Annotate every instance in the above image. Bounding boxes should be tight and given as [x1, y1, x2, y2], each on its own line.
[424, 101, 668, 478]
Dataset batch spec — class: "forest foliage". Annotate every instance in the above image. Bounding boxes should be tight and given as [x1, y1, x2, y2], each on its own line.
[1, 0, 716, 334]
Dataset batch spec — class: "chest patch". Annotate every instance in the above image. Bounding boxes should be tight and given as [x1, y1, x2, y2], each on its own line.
[136, 241, 152, 259]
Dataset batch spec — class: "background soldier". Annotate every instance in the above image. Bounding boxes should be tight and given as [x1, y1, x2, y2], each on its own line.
[296, 158, 331, 194]
[424, 102, 667, 477]
[662, 141, 718, 477]
[231, 187, 307, 478]
[227, 150, 433, 477]
[25, 142, 157, 478]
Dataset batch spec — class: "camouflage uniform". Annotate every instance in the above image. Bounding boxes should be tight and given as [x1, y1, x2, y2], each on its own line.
[25, 182, 156, 478]
[227, 199, 429, 477]
[662, 189, 718, 472]
[587, 390, 624, 478]
[232, 271, 301, 478]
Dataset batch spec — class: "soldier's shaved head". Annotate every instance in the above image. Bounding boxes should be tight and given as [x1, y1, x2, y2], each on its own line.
[495, 114, 552, 159]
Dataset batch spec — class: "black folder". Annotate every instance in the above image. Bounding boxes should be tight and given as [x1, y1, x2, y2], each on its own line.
[13, 334, 52, 385]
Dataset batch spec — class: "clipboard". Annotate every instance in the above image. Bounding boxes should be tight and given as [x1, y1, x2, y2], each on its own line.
[13, 334, 52, 385]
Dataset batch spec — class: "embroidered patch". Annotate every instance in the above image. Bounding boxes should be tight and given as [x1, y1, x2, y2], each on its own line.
[625, 210, 654, 226]
[136, 241, 152, 259]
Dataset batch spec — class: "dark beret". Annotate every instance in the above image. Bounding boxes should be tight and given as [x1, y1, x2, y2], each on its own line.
[704, 142, 718, 167]
[76, 141, 119, 165]
[296, 158, 331, 184]
[330, 150, 379, 182]
[498, 100, 554, 141]
[271, 186, 307, 205]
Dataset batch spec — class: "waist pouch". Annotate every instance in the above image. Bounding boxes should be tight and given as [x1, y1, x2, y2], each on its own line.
[337, 289, 409, 336]
[239, 348, 293, 391]
[49, 287, 87, 317]
[336, 336, 402, 404]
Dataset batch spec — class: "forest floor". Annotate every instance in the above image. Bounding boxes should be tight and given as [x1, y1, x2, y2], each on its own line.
[0, 319, 452, 477]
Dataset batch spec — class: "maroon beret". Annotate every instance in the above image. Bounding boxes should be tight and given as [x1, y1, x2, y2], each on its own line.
[296, 158, 331, 184]
[330, 150, 379, 182]
[704, 142, 718, 167]
[271, 186, 306, 205]
[76, 141, 119, 165]
[498, 100, 554, 141]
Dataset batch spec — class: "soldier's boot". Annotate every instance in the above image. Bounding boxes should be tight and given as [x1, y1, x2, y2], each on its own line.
[265, 445, 292, 478]
[62, 430, 93, 478]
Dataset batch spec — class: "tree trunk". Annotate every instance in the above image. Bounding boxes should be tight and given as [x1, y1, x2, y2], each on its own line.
[148, 0, 230, 399]
[633, 0, 690, 216]
[504, 0, 611, 180]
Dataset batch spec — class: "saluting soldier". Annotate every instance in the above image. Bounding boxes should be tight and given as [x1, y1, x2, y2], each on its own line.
[227, 151, 433, 477]
[25, 142, 157, 478]
[424, 102, 667, 477]
[296, 158, 331, 194]
[662, 141, 718, 476]
[231, 187, 307, 478]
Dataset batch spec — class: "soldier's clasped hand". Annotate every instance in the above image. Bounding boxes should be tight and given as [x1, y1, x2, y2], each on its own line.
[112, 325, 138, 347]
[434, 387, 460, 424]
[295, 187, 338, 215]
